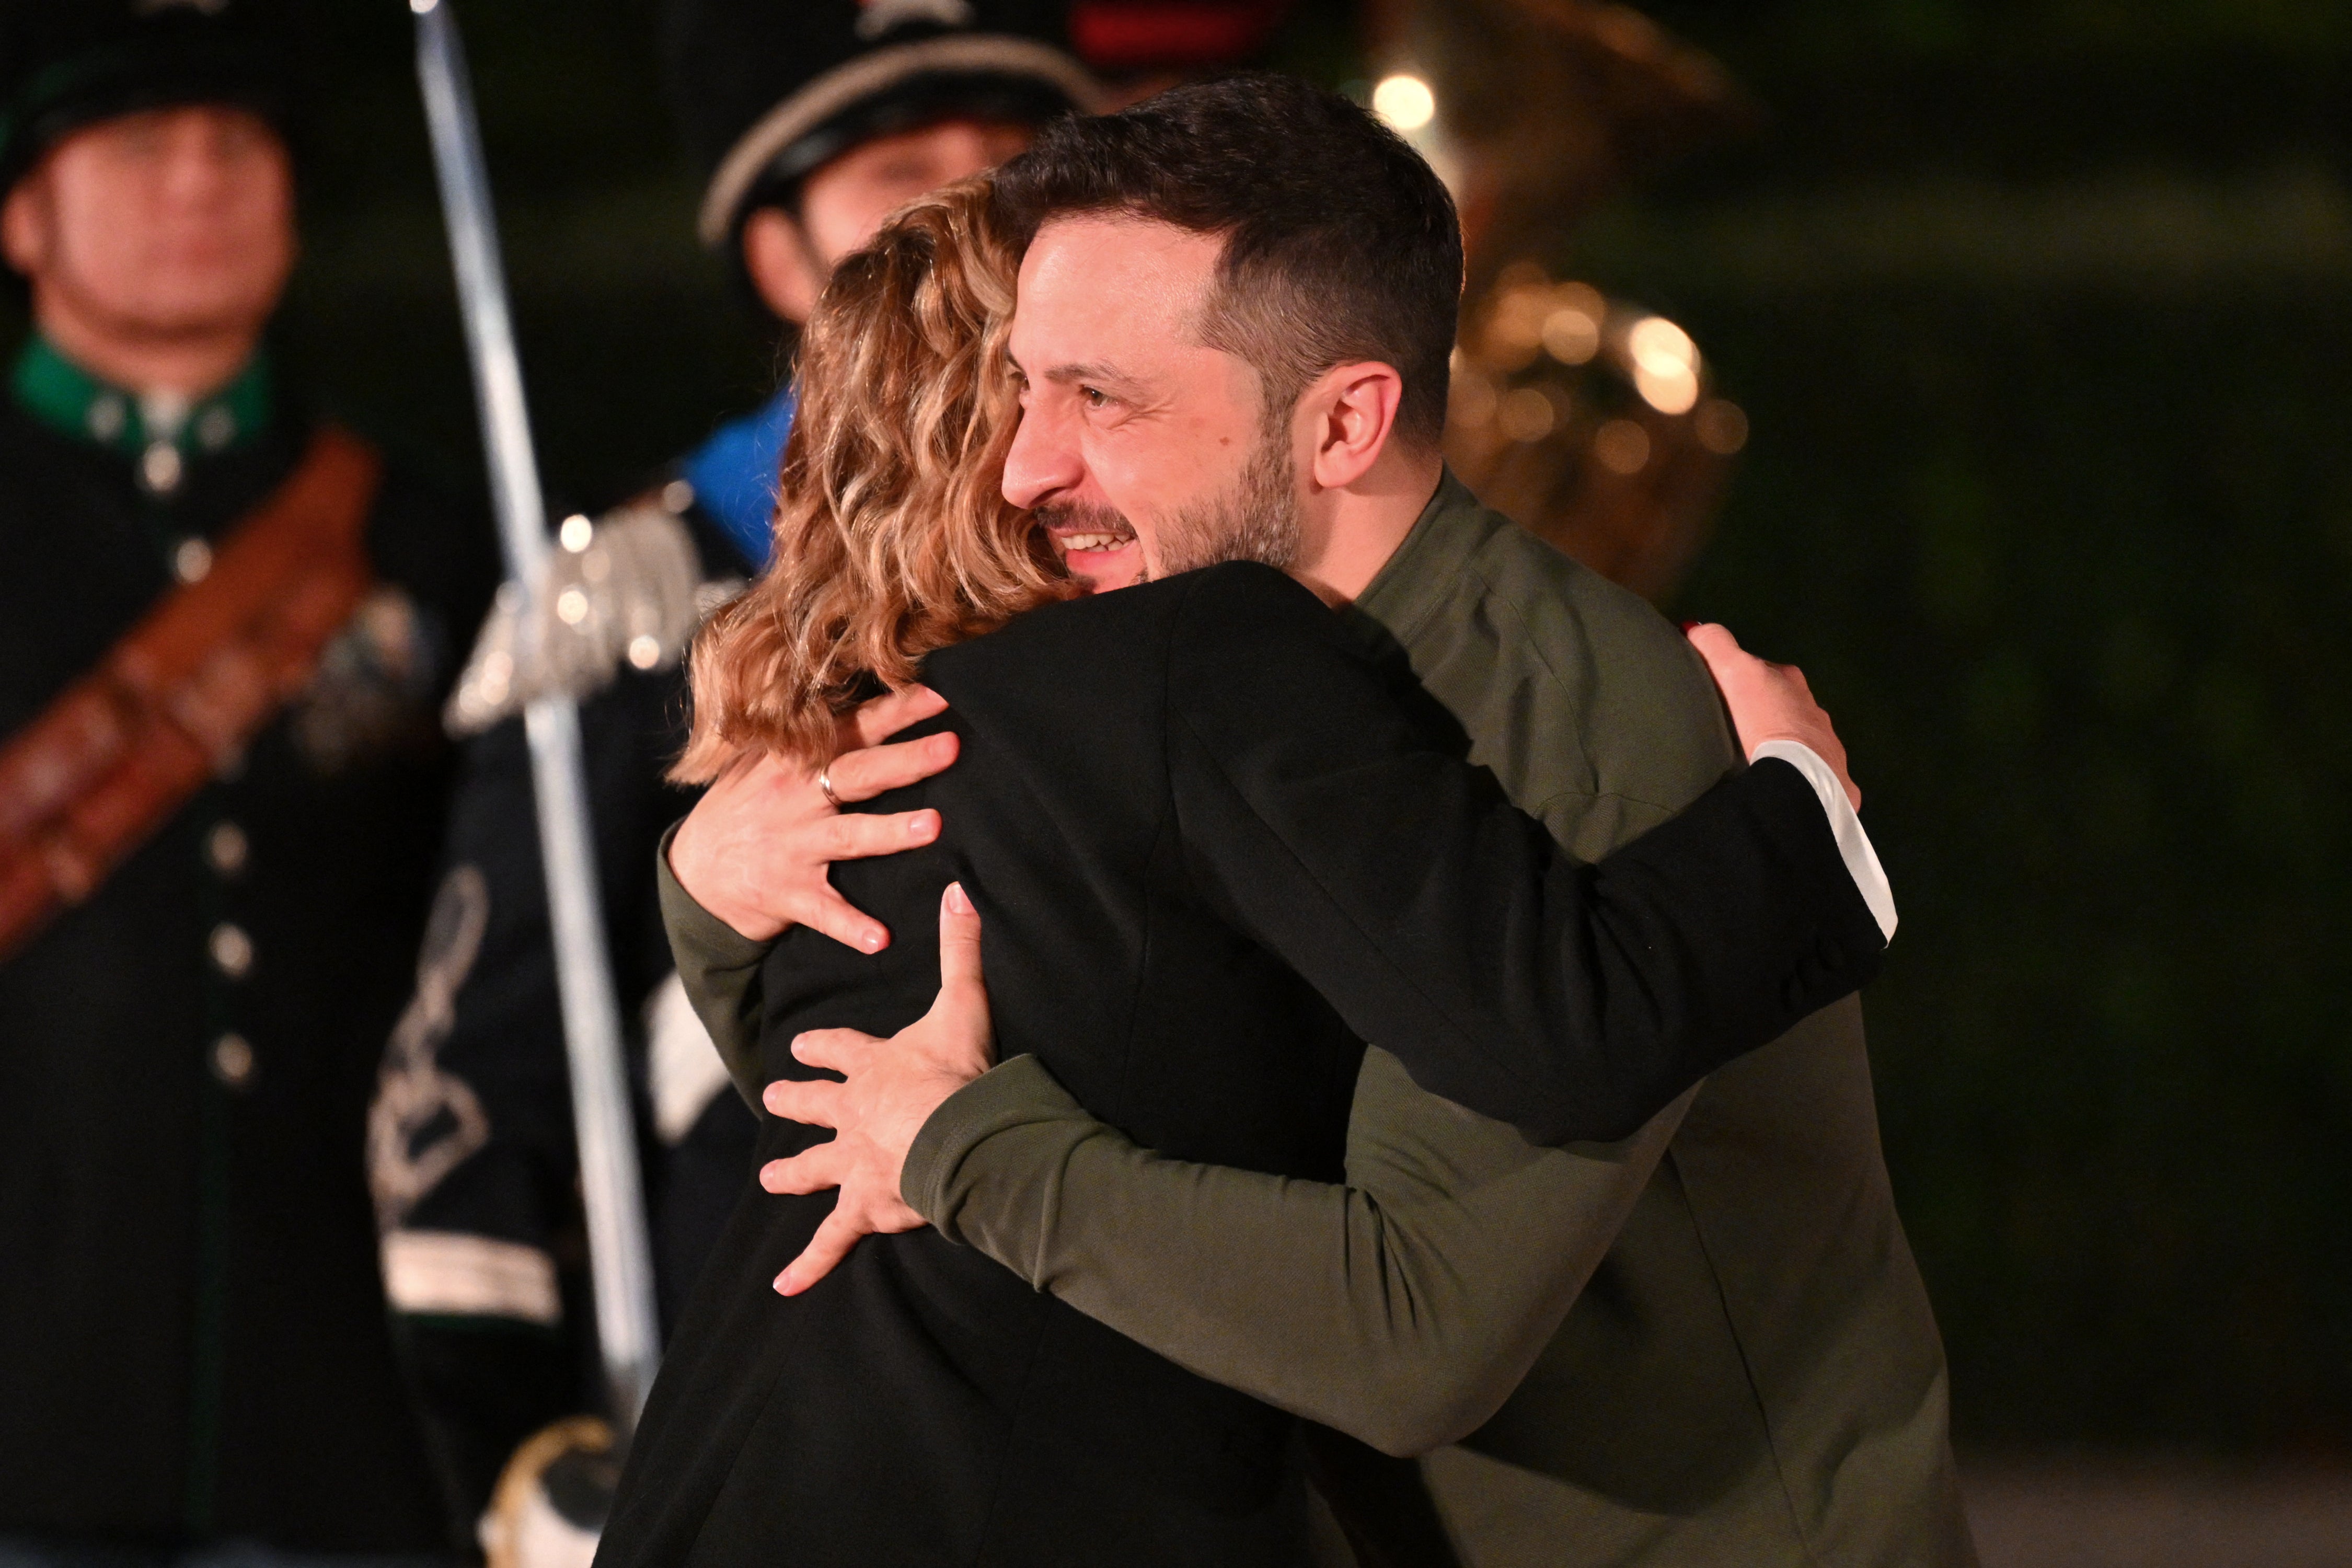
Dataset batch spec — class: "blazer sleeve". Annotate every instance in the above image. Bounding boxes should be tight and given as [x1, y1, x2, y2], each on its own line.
[1163, 562, 1882, 1146]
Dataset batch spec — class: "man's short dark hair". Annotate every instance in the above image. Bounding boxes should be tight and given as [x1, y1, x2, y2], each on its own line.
[993, 73, 1462, 448]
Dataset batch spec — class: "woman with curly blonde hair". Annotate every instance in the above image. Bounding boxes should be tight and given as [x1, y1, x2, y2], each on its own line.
[606, 169, 1875, 1566]
[672, 177, 1072, 782]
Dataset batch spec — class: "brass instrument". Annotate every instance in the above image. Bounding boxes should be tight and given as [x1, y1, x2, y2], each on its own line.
[1371, 0, 1758, 599]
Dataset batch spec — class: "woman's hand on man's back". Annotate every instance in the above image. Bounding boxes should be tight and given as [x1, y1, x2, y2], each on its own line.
[667, 684, 959, 946]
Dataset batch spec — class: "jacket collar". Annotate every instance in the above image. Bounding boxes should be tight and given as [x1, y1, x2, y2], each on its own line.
[1350, 467, 1506, 645]
[11, 333, 272, 465]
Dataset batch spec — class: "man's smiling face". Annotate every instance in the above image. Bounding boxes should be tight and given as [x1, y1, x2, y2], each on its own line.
[1001, 214, 1291, 591]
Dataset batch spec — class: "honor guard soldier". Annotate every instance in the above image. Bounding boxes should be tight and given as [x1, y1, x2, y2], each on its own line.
[366, 0, 1098, 1534]
[0, 1, 500, 1564]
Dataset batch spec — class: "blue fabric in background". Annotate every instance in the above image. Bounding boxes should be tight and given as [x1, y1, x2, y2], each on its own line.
[679, 383, 796, 571]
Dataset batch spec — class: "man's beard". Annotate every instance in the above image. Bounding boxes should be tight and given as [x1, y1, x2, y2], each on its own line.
[1150, 419, 1302, 580]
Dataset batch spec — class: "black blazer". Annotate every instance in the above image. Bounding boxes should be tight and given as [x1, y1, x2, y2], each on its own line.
[601, 562, 1882, 1567]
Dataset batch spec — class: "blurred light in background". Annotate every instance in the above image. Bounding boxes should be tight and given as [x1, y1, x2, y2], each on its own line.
[1371, 72, 1436, 132]
[1489, 282, 1549, 367]
[1497, 385, 1559, 442]
[1693, 399, 1749, 455]
[1542, 297, 1604, 364]
[1594, 418, 1651, 474]
[1442, 256, 1736, 598]
[1446, 350, 1498, 429]
[1627, 315, 1701, 414]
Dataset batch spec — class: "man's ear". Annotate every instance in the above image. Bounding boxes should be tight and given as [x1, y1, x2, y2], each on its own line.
[2, 172, 50, 279]
[740, 205, 824, 324]
[1304, 360, 1406, 491]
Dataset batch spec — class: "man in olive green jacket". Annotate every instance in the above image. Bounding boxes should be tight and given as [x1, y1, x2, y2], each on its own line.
[658, 471, 1975, 1567]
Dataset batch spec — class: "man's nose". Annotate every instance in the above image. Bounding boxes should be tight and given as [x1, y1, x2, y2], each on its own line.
[1001, 400, 1083, 510]
[163, 139, 233, 204]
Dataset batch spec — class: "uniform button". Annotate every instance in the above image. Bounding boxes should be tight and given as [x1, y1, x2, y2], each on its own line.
[205, 822, 249, 878]
[173, 537, 214, 584]
[87, 394, 126, 443]
[141, 441, 184, 495]
[209, 921, 254, 979]
[211, 1032, 257, 1090]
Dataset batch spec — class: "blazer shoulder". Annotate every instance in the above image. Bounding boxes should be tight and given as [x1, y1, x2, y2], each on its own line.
[1178, 557, 1331, 615]
[929, 561, 1316, 687]
[1165, 559, 1353, 662]
[921, 564, 1354, 757]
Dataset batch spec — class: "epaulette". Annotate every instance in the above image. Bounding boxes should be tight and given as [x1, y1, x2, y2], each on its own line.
[444, 486, 745, 737]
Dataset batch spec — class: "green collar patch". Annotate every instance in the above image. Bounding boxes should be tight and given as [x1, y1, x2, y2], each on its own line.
[10, 334, 271, 462]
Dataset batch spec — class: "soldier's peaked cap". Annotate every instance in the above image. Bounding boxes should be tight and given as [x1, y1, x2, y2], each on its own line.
[667, 0, 1101, 250]
[0, 0, 290, 196]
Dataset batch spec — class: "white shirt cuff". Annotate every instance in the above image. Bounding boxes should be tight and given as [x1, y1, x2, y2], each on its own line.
[1751, 741, 1897, 942]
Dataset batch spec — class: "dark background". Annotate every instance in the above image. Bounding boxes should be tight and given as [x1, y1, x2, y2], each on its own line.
[1613, 1, 2352, 1455]
[20, 0, 2345, 1456]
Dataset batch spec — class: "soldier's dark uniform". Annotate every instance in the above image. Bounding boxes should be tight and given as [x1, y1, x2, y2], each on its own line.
[0, 4, 499, 1561]
[369, 0, 1097, 1531]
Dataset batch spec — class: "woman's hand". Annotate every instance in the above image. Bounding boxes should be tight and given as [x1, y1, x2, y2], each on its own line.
[665, 684, 960, 947]
[1685, 624, 1861, 811]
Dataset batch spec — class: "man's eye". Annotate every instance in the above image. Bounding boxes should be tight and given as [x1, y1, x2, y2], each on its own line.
[1080, 387, 1109, 409]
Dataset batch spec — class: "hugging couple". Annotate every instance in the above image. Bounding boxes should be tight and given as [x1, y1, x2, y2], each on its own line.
[609, 73, 1974, 1568]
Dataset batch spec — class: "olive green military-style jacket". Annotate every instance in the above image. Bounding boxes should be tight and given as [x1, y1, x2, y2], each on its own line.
[661, 474, 1977, 1566]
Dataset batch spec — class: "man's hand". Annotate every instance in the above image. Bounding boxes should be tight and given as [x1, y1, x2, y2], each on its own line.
[1685, 623, 1862, 811]
[667, 685, 958, 948]
[758, 882, 996, 1295]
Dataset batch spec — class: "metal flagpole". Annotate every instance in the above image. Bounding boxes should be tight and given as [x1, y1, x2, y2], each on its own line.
[410, 0, 661, 1433]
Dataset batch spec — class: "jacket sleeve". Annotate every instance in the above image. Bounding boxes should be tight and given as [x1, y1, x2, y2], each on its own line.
[369, 718, 603, 1528]
[1163, 562, 1882, 1147]
[907, 1044, 1686, 1454]
[372, 674, 699, 1525]
[655, 821, 772, 1109]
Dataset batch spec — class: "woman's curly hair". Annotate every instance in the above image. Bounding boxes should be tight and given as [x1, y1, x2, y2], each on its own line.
[672, 175, 1076, 781]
